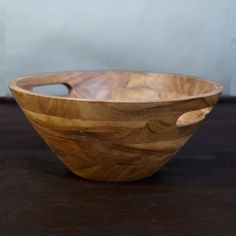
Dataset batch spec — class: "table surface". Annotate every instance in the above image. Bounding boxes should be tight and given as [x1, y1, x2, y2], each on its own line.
[0, 99, 235, 236]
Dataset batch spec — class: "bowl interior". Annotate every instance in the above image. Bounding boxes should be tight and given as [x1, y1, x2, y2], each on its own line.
[13, 71, 221, 103]
[66, 72, 218, 102]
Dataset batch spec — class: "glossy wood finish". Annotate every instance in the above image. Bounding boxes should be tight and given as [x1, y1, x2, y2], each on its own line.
[9, 71, 223, 181]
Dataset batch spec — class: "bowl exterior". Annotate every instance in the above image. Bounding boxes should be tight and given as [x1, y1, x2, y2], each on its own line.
[9, 75, 222, 182]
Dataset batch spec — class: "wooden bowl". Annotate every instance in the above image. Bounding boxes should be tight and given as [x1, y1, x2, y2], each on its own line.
[9, 71, 223, 182]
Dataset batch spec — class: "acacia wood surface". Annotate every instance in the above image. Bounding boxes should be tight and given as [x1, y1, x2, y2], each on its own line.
[9, 71, 222, 181]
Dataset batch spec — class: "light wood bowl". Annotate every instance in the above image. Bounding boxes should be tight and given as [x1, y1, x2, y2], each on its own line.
[9, 71, 223, 182]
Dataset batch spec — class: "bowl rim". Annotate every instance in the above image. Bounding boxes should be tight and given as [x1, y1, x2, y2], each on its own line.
[9, 70, 223, 104]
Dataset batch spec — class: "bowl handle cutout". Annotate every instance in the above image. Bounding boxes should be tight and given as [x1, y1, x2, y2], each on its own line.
[32, 83, 71, 97]
[13, 73, 73, 94]
[176, 107, 213, 128]
[21, 75, 73, 97]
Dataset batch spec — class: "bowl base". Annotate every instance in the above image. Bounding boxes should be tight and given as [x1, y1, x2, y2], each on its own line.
[57, 154, 171, 182]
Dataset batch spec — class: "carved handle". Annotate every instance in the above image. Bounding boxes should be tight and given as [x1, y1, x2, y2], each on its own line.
[175, 93, 221, 127]
[176, 106, 213, 127]
[13, 72, 73, 92]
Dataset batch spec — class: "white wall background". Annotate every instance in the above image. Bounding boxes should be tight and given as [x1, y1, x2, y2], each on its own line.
[0, 0, 235, 96]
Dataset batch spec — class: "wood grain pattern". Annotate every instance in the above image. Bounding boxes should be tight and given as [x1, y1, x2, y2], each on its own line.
[9, 71, 223, 181]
